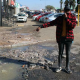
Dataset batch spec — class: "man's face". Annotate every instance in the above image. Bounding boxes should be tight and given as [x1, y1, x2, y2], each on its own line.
[64, 10, 71, 13]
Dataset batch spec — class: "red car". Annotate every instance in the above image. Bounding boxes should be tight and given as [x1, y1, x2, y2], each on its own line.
[36, 12, 51, 21]
[32, 12, 42, 18]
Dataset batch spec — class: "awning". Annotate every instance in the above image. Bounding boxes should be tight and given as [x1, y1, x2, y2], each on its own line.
[8, 5, 15, 9]
[11, 0, 15, 6]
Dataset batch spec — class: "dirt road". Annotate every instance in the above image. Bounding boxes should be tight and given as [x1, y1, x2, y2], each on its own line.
[0, 18, 80, 47]
[0, 18, 80, 80]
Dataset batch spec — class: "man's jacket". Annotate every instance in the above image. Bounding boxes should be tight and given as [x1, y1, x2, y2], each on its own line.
[41, 13, 77, 43]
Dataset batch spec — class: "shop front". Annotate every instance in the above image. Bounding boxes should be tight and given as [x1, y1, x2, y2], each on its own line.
[3, 0, 15, 16]
[8, 0, 15, 16]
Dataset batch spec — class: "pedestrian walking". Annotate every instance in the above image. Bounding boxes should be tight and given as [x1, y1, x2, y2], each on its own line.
[36, 6, 77, 74]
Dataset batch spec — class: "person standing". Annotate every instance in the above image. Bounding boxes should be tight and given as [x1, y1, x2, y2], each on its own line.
[36, 6, 77, 74]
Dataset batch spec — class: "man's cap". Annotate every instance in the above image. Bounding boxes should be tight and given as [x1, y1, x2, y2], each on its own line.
[64, 6, 71, 11]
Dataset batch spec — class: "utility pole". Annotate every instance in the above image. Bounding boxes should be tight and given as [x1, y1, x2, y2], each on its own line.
[7, 0, 8, 14]
[0, 0, 2, 26]
[77, 0, 80, 26]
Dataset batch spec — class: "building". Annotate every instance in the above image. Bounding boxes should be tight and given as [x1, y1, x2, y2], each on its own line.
[3, 0, 16, 16]
[8, 0, 15, 15]
[15, 2, 20, 14]
[20, 6, 29, 12]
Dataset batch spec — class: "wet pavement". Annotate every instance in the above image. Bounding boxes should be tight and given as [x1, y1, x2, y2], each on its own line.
[0, 57, 27, 80]
[28, 42, 80, 80]
[0, 18, 80, 80]
[0, 41, 80, 80]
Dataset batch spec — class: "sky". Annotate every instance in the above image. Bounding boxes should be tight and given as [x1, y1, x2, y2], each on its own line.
[16, 0, 66, 10]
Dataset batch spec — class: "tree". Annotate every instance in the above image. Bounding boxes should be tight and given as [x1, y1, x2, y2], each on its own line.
[69, 0, 76, 10]
[69, 0, 73, 8]
[64, 0, 76, 10]
[77, 0, 80, 4]
[60, 0, 63, 10]
[45, 5, 55, 11]
[64, 0, 69, 6]
[72, 0, 76, 10]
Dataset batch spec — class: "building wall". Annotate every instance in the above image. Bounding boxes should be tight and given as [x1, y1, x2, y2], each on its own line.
[8, 0, 16, 15]
[15, 3, 20, 14]
[8, 0, 11, 5]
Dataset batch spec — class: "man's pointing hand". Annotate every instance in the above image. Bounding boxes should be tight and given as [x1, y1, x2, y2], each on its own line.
[36, 27, 41, 31]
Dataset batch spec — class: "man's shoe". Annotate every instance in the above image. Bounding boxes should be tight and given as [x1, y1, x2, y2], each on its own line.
[55, 67, 62, 72]
[65, 67, 72, 74]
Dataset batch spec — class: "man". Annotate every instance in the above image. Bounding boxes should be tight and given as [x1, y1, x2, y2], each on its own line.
[36, 6, 77, 74]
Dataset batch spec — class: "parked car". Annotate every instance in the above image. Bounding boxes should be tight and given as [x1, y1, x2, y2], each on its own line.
[29, 12, 34, 18]
[39, 13, 54, 22]
[36, 13, 51, 21]
[24, 11, 33, 17]
[31, 12, 42, 18]
[32, 13, 44, 20]
[13, 14, 18, 18]
[25, 13, 28, 17]
[43, 13, 64, 23]
[16, 12, 27, 22]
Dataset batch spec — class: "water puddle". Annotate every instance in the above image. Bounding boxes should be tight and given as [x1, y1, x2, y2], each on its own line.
[0, 58, 23, 80]
[11, 45, 29, 51]
[37, 45, 54, 50]
[0, 45, 29, 53]
[10, 28, 22, 31]
[16, 28, 22, 30]
[0, 44, 54, 53]
[0, 46, 29, 80]
[0, 43, 56, 80]
[21, 33, 32, 36]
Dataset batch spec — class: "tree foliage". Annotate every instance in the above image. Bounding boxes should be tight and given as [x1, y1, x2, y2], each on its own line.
[68, 0, 76, 9]
[64, 0, 69, 6]
[45, 5, 55, 11]
[64, 0, 76, 10]
[60, 0, 63, 10]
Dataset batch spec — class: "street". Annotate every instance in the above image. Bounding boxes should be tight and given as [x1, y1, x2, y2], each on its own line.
[0, 17, 80, 80]
[0, 18, 56, 47]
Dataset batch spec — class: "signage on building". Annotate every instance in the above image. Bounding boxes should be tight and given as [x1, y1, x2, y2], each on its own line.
[11, 0, 14, 5]
[15, 2, 20, 8]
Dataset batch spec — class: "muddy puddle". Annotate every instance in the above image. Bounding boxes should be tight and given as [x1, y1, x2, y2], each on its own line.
[0, 41, 57, 80]
[0, 42, 55, 53]
[21, 33, 32, 36]
[0, 46, 29, 53]
[0, 46, 30, 80]
[37, 45, 55, 50]
[0, 58, 23, 80]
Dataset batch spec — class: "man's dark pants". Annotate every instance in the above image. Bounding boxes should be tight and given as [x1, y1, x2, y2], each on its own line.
[58, 37, 72, 69]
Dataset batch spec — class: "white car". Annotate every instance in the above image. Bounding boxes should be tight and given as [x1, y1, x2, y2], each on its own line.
[26, 13, 28, 17]
[43, 13, 64, 23]
[16, 12, 27, 22]
[13, 14, 18, 18]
